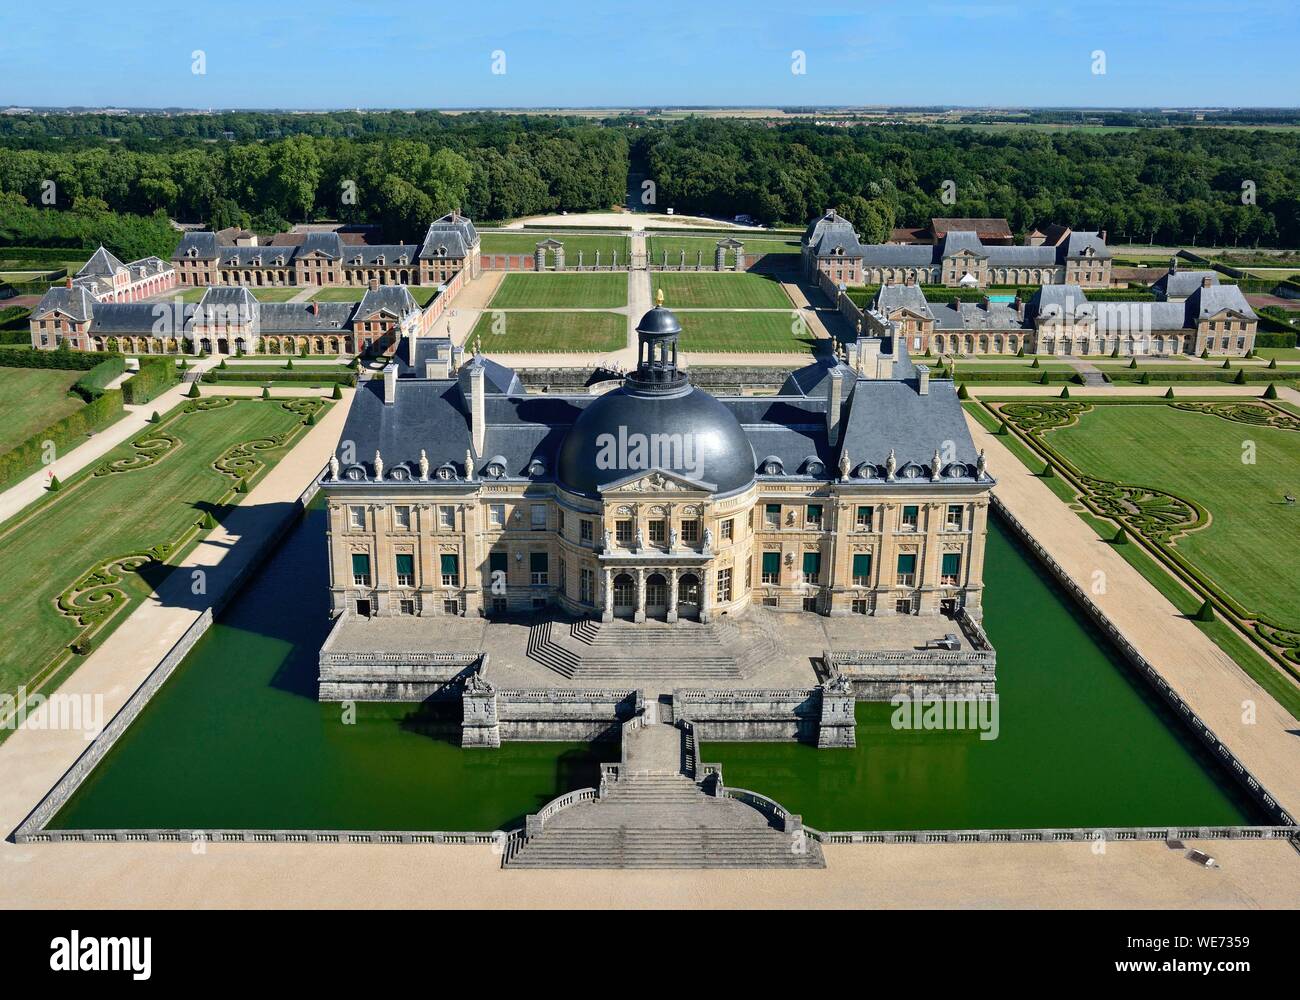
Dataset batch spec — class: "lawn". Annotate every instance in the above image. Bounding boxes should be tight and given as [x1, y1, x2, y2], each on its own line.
[652, 272, 792, 309]
[251, 287, 301, 302]
[0, 396, 325, 705]
[480, 233, 630, 262]
[1044, 403, 1300, 627]
[488, 272, 627, 309]
[0, 366, 92, 455]
[469, 311, 625, 352]
[645, 234, 801, 262]
[676, 311, 819, 354]
[311, 287, 365, 302]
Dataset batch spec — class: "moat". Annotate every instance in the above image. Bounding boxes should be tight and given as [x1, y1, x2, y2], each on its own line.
[51, 503, 1262, 832]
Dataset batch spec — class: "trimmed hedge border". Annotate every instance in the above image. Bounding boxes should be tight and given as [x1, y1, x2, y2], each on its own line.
[0, 348, 119, 372]
[70, 355, 127, 402]
[201, 370, 357, 386]
[121, 357, 180, 405]
[0, 389, 124, 487]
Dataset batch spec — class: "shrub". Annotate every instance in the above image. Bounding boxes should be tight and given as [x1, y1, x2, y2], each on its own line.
[1113, 526, 1128, 544]
[1263, 383, 1279, 399]
[122, 357, 179, 404]
[218, 358, 228, 370]
[1128, 358, 1138, 369]
[187, 381, 201, 398]
[1196, 599, 1215, 622]
[331, 383, 343, 400]
[48, 474, 61, 491]
[150, 410, 160, 423]
[1268, 357, 1278, 369]
[957, 384, 969, 399]
[0, 348, 116, 372]
[261, 386, 270, 399]
[1038, 372, 1049, 384]
[1221, 358, 1231, 370]
[69, 636, 95, 656]
[0, 389, 122, 487]
[70, 354, 127, 402]
[1041, 463, 1055, 478]
[286, 358, 294, 370]
[235, 478, 249, 493]
[1233, 369, 1247, 385]
[1164, 387, 1175, 399]
[202, 511, 216, 529]
[1139, 372, 1152, 385]
[1030, 358, 1040, 369]
[1059, 387, 1070, 399]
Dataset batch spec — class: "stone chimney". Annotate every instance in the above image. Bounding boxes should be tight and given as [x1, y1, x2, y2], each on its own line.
[369, 277, 379, 292]
[981, 294, 991, 310]
[407, 331, 417, 367]
[903, 273, 914, 286]
[383, 362, 397, 405]
[469, 362, 486, 457]
[309, 300, 318, 315]
[425, 359, 437, 379]
[1014, 295, 1024, 320]
[1099, 230, 1107, 243]
[1170, 255, 1178, 274]
[916, 363, 930, 395]
[65, 277, 72, 288]
[826, 367, 844, 446]
[1202, 275, 1213, 288]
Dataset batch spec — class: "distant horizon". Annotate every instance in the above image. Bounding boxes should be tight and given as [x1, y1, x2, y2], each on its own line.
[2, 0, 1298, 108]
[5, 105, 1300, 114]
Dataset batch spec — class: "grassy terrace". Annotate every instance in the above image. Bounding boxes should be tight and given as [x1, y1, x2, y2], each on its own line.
[468, 311, 625, 353]
[487, 272, 627, 309]
[645, 234, 801, 260]
[677, 311, 818, 354]
[0, 395, 328, 721]
[652, 272, 792, 309]
[480, 232, 629, 261]
[0, 367, 90, 455]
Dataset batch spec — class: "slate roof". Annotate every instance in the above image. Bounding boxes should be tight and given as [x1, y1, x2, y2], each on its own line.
[174, 232, 219, 260]
[818, 217, 1112, 267]
[419, 212, 478, 260]
[930, 298, 1023, 331]
[78, 246, 126, 278]
[257, 302, 355, 333]
[356, 285, 418, 320]
[175, 215, 481, 265]
[88, 303, 193, 335]
[1151, 269, 1220, 300]
[874, 284, 935, 320]
[31, 285, 96, 322]
[931, 217, 1012, 241]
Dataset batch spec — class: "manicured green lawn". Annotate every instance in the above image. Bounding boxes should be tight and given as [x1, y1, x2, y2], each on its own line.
[488, 273, 627, 309]
[645, 235, 800, 262]
[0, 396, 323, 702]
[676, 311, 818, 354]
[1046, 404, 1300, 626]
[652, 272, 792, 309]
[469, 311, 625, 352]
[251, 287, 301, 302]
[480, 233, 629, 261]
[0, 367, 90, 455]
[408, 286, 440, 307]
[310, 287, 364, 302]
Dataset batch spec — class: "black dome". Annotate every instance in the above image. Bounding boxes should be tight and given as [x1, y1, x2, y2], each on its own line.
[636, 306, 682, 337]
[557, 384, 756, 498]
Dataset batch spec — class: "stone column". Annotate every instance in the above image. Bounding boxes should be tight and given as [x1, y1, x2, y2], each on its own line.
[667, 567, 679, 623]
[699, 568, 711, 624]
[602, 567, 613, 622]
[634, 567, 646, 623]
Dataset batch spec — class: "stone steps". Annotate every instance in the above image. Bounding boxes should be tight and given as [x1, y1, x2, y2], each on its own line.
[506, 828, 823, 869]
[528, 617, 742, 681]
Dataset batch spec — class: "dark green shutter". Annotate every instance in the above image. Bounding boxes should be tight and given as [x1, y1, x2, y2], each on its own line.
[942, 552, 961, 577]
[852, 553, 872, 579]
[897, 553, 916, 574]
[529, 552, 548, 573]
[440, 553, 459, 577]
[489, 551, 507, 573]
[351, 553, 370, 577]
[802, 552, 821, 580]
[762, 551, 781, 575]
[395, 553, 414, 576]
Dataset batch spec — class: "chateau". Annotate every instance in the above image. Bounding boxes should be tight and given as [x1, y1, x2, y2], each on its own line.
[863, 267, 1258, 357]
[803, 210, 1113, 288]
[171, 212, 480, 288]
[319, 299, 994, 628]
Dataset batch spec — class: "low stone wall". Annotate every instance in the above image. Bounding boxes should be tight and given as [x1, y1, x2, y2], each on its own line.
[12, 469, 327, 843]
[992, 497, 1296, 828]
[672, 682, 855, 747]
[827, 611, 997, 701]
[497, 688, 640, 742]
[812, 825, 1298, 845]
[317, 613, 483, 702]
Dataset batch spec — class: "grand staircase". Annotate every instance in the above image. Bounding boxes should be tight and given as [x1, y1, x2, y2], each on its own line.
[504, 719, 824, 870]
[525, 617, 744, 682]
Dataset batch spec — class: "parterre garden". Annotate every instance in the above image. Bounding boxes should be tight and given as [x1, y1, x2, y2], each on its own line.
[984, 397, 1300, 689]
[0, 394, 329, 734]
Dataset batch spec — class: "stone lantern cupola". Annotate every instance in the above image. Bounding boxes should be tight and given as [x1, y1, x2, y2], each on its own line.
[626, 289, 687, 393]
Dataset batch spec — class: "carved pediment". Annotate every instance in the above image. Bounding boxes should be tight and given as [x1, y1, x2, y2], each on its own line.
[598, 468, 714, 495]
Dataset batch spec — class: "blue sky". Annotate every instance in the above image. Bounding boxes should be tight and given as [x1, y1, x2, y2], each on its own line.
[3, 0, 1297, 109]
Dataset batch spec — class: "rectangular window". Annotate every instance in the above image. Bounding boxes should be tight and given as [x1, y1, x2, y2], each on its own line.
[721, 518, 734, 542]
[649, 519, 666, 544]
[580, 568, 593, 603]
[802, 551, 821, 584]
[896, 553, 917, 587]
[444, 600, 460, 615]
[488, 503, 505, 527]
[580, 519, 593, 544]
[806, 504, 823, 528]
[764, 503, 781, 528]
[438, 505, 455, 530]
[852, 553, 872, 586]
[347, 505, 365, 530]
[615, 520, 633, 545]
[440, 553, 460, 587]
[399, 599, 415, 616]
[488, 551, 507, 589]
[530, 504, 547, 530]
[557, 557, 567, 596]
[393, 505, 411, 531]
[852, 598, 869, 615]
[901, 505, 919, 531]
[529, 551, 549, 585]
[895, 598, 914, 615]
[395, 553, 415, 587]
[351, 553, 371, 586]
[681, 519, 699, 544]
[557, 510, 565, 536]
[716, 568, 732, 603]
[946, 504, 964, 532]
[855, 505, 874, 531]
[761, 551, 781, 584]
[941, 552, 962, 586]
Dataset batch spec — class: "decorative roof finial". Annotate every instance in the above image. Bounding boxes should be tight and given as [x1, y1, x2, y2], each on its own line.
[931, 448, 942, 482]
[885, 448, 897, 482]
[656, 288, 664, 307]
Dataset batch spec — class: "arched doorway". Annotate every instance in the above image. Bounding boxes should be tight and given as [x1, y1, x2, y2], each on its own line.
[612, 573, 635, 619]
[677, 573, 700, 621]
[645, 573, 668, 618]
[217, 337, 230, 354]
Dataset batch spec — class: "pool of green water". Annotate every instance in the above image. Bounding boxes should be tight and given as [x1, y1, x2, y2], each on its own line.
[52, 507, 1261, 832]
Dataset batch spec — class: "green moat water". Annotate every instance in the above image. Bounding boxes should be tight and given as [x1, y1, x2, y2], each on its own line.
[52, 508, 1260, 832]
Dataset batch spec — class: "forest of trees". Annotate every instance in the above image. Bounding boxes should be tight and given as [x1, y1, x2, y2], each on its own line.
[638, 119, 1300, 247]
[0, 113, 628, 243]
[1, 110, 1298, 254]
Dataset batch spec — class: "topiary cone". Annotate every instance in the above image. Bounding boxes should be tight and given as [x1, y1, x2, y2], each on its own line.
[1196, 599, 1215, 622]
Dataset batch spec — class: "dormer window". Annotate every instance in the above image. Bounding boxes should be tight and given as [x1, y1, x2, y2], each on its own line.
[438, 246, 448, 257]
[187, 247, 198, 258]
[374, 255, 385, 266]
[528, 459, 546, 477]
[344, 465, 367, 481]
[485, 462, 506, 479]
[435, 464, 455, 481]
[389, 465, 411, 481]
